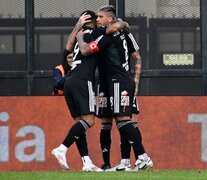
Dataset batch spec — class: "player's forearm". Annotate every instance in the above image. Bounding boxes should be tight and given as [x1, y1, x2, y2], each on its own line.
[76, 35, 91, 56]
[65, 23, 82, 52]
[106, 21, 128, 34]
[134, 55, 142, 78]
[132, 51, 142, 77]
[66, 12, 91, 52]
[134, 63, 141, 80]
[133, 56, 142, 95]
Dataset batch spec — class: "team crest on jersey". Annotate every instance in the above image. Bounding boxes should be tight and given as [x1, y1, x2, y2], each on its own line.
[120, 34, 125, 40]
[98, 92, 107, 108]
[113, 31, 120, 36]
[121, 90, 129, 106]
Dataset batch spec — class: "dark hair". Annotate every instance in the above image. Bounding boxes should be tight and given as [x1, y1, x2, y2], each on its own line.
[98, 5, 116, 16]
[62, 52, 73, 73]
[80, 10, 97, 21]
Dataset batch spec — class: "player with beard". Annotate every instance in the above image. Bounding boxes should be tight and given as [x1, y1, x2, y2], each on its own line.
[76, 5, 153, 171]
[52, 10, 130, 172]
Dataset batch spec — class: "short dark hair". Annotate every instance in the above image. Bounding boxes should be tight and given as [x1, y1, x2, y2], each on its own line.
[80, 10, 97, 21]
[98, 5, 116, 16]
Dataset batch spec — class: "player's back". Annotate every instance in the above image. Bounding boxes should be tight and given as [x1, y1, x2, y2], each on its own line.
[68, 28, 97, 82]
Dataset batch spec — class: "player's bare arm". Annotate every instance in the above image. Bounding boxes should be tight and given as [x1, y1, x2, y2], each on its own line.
[76, 30, 94, 56]
[106, 20, 130, 34]
[132, 51, 142, 95]
[66, 13, 91, 52]
[76, 22, 130, 56]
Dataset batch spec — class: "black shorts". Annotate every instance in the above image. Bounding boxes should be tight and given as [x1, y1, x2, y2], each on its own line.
[96, 80, 135, 118]
[64, 77, 95, 118]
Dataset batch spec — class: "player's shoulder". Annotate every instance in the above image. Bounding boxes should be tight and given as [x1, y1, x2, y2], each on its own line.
[93, 26, 107, 38]
[83, 28, 95, 41]
[84, 29, 93, 34]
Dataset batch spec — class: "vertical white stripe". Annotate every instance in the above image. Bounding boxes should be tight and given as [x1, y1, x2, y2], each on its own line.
[96, 84, 100, 115]
[128, 33, 139, 51]
[117, 83, 120, 113]
[114, 83, 120, 113]
[88, 81, 94, 112]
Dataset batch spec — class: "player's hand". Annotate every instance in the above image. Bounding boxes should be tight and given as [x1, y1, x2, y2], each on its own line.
[124, 22, 131, 32]
[76, 29, 85, 38]
[78, 12, 91, 26]
[117, 18, 131, 32]
[117, 18, 123, 22]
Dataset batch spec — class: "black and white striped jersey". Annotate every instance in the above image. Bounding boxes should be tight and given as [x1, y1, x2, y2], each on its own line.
[95, 29, 135, 82]
[68, 27, 106, 82]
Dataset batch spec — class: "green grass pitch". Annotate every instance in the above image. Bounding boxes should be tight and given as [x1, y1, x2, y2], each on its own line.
[0, 170, 207, 180]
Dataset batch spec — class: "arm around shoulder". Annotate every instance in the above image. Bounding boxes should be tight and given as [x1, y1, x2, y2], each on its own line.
[106, 20, 130, 34]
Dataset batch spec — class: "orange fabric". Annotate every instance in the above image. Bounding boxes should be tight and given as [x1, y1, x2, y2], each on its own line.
[55, 90, 64, 95]
[1, 96, 207, 171]
[54, 65, 65, 95]
[55, 65, 65, 77]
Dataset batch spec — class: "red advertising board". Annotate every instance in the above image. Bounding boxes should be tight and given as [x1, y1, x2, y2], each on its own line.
[0, 96, 207, 171]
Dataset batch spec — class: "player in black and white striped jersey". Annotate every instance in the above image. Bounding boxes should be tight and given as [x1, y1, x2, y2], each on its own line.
[118, 30, 153, 171]
[76, 5, 153, 171]
[52, 10, 103, 172]
[52, 9, 130, 172]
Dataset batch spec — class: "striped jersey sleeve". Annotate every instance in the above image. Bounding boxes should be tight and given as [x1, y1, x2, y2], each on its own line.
[125, 31, 139, 54]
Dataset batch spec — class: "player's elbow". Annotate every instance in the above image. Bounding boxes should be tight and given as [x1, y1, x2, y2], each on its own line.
[80, 48, 90, 56]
